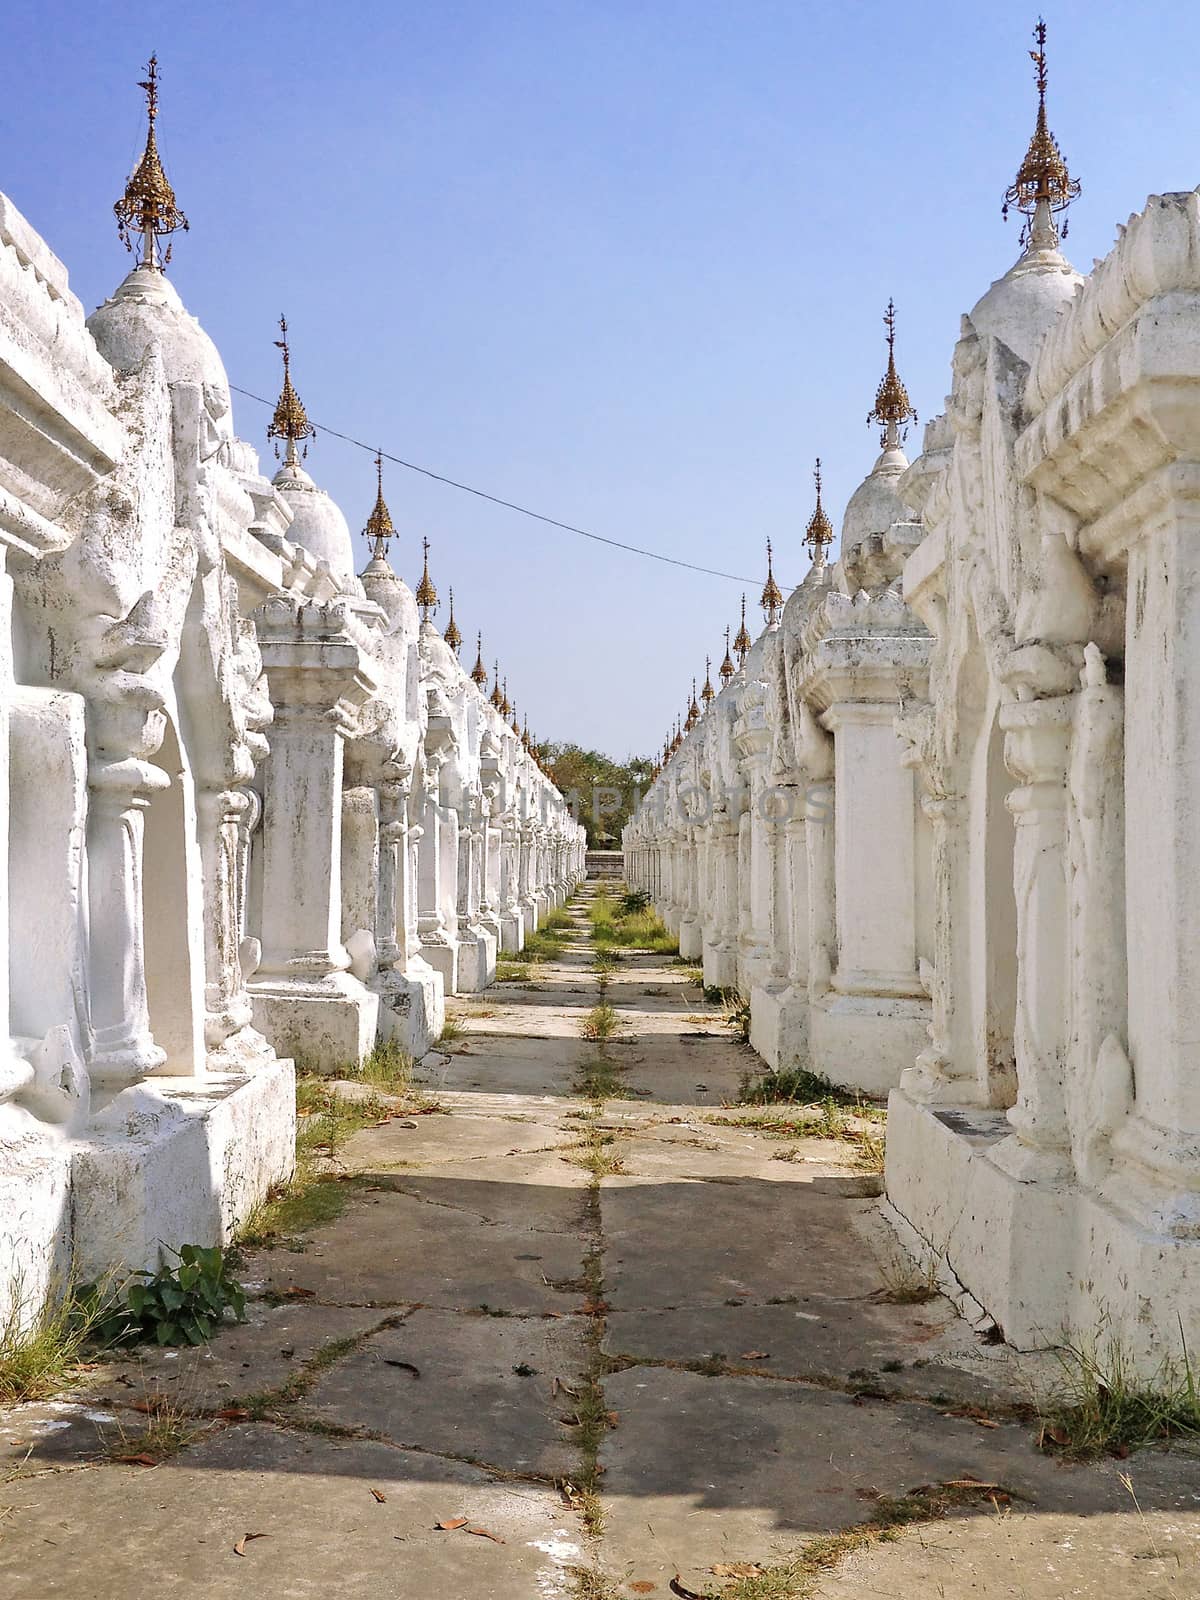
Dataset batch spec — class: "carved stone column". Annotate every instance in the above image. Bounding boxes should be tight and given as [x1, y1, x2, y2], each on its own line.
[997, 693, 1074, 1175]
[248, 599, 380, 1070]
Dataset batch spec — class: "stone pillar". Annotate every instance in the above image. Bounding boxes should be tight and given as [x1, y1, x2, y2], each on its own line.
[248, 601, 380, 1071]
[996, 694, 1074, 1175]
[88, 750, 171, 1088]
[823, 703, 922, 997]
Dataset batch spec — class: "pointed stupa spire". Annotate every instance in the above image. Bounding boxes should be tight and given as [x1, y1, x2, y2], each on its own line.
[804, 458, 834, 567]
[685, 679, 700, 732]
[114, 55, 189, 270]
[491, 660, 503, 709]
[360, 450, 396, 561]
[500, 678, 511, 720]
[415, 537, 439, 622]
[734, 594, 752, 664]
[866, 300, 918, 449]
[760, 539, 783, 624]
[444, 588, 462, 653]
[719, 625, 735, 682]
[471, 632, 489, 687]
[511, 698, 520, 737]
[522, 714, 531, 751]
[268, 316, 318, 465]
[1003, 18, 1080, 247]
[701, 656, 715, 703]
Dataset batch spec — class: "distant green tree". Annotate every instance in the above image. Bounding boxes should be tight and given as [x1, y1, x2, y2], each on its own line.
[540, 742, 653, 848]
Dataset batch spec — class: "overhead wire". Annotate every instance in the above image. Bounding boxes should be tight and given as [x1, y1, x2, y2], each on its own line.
[230, 383, 796, 592]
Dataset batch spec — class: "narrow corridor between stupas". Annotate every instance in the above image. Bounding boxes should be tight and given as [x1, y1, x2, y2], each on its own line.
[1, 873, 1195, 1599]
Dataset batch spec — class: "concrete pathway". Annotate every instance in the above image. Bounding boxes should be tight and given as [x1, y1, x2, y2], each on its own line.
[2, 882, 1199, 1598]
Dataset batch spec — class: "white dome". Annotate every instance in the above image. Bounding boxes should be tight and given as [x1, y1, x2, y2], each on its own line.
[88, 266, 233, 437]
[969, 240, 1082, 366]
[840, 445, 908, 550]
[361, 557, 420, 636]
[273, 460, 357, 587]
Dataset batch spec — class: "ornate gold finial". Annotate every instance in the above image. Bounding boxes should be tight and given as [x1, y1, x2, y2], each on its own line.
[719, 625, 735, 682]
[804, 458, 834, 566]
[522, 715, 531, 751]
[760, 538, 783, 624]
[701, 657, 715, 703]
[685, 680, 700, 732]
[415, 537, 439, 622]
[500, 678, 512, 720]
[511, 699, 520, 738]
[734, 593, 752, 664]
[444, 588, 462, 653]
[491, 661, 503, 709]
[268, 316, 317, 464]
[1003, 18, 1080, 246]
[867, 300, 918, 449]
[114, 55, 189, 269]
[361, 450, 396, 560]
[471, 632, 488, 687]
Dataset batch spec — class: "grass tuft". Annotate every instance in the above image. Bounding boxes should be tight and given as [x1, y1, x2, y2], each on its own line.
[588, 892, 678, 954]
[0, 1278, 115, 1403]
[580, 1003, 621, 1042]
[1035, 1325, 1200, 1459]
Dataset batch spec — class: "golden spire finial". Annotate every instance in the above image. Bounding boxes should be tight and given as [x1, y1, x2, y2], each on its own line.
[511, 698, 520, 737]
[361, 450, 396, 560]
[804, 457, 834, 566]
[522, 714, 531, 751]
[685, 679, 699, 732]
[760, 538, 783, 624]
[720, 625, 735, 682]
[268, 316, 317, 464]
[867, 300, 918, 449]
[500, 678, 511, 720]
[415, 537, 439, 622]
[444, 587, 462, 653]
[114, 55, 189, 269]
[701, 656, 715, 703]
[734, 593, 752, 663]
[471, 632, 489, 687]
[491, 660, 503, 709]
[1003, 18, 1080, 246]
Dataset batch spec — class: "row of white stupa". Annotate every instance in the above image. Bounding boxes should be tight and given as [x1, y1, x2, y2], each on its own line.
[0, 59, 584, 1327]
[627, 26, 1200, 1375]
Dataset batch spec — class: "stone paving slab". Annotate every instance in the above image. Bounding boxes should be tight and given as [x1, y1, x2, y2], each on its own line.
[304, 1309, 588, 1479]
[603, 1180, 887, 1308]
[416, 1034, 595, 1096]
[0, 1424, 584, 1600]
[239, 1184, 586, 1313]
[81, 1303, 394, 1414]
[343, 1106, 579, 1168]
[602, 1302, 1017, 1406]
[814, 1498, 1200, 1599]
[595, 1367, 1194, 1595]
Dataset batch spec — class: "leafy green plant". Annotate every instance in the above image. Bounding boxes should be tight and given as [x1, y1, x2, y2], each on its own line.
[96, 1246, 247, 1348]
[619, 889, 651, 914]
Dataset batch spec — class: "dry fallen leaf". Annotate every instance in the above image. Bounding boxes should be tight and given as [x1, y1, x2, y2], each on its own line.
[370, 1488, 387, 1503]
[233, 1533, 269, 1557]
[711, 1564, 764, 1578]
[973, 1417, 1000, 1429]
[629, 1584, 658, 1594]
[217, 1406, 250, 1421]
[281, 1286, 314, 1299]
[739, 1351, 770, 1361]
[383, 1360, 420, 1379]
[466, 1526, 506, 1544]
[435, 1517, 469, 1531]
[114, 1453, 159, 1467]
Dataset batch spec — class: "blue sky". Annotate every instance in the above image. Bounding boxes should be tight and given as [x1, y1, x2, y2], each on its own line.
[3, 1, 1194, 756]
